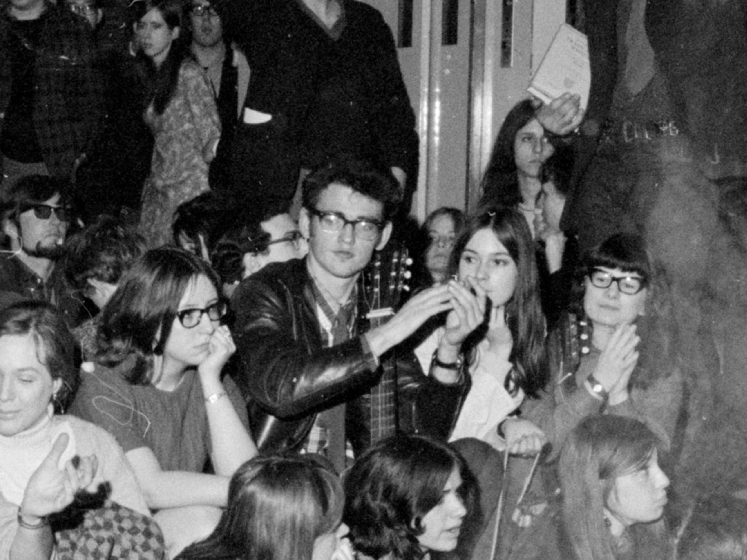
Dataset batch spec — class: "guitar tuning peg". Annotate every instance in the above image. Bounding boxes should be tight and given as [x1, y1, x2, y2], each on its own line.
[404, 271, 412, 279]
[405, 257, 413, 265]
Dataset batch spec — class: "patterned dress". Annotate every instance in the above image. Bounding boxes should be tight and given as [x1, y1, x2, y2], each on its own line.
[139, 59, 220, 248]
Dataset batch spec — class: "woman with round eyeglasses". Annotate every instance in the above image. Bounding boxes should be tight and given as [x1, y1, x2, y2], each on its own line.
[70, 247, 257, 557]
[519, 232, 683, 463]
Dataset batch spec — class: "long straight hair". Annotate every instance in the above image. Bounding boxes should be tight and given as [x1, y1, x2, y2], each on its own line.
[176, 456, 344, 560]
[447, 206, 547, 398]
[479, 99, 537, 208]
[560, 415, 670, 560]
[132, 0, 190, 115]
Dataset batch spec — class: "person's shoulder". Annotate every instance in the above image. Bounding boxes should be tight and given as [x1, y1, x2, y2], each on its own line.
[247, 258, 306, 291]
[179, 57, 203, 78]
[56, 414, 120, 446]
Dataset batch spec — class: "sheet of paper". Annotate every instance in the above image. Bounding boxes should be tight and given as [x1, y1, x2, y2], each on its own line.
[527, 23, 590, 110]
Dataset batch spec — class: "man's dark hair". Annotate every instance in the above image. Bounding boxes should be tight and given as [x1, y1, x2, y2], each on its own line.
[302, 157, 402, 222]
[0, 175, 72, 246]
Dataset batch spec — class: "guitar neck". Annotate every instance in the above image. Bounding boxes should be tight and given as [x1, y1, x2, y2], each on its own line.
[368, 315, 398, 445]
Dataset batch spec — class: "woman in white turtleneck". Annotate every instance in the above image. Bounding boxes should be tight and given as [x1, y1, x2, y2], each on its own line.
[0, 302, 155, 560]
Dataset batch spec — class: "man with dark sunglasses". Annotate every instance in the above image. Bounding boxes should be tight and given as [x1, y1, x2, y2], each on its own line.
[0, 175, 72, 310]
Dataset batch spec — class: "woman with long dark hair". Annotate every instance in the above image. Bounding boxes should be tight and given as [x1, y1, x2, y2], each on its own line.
[132, 0, 221, 248]
[414, 207, 547, 452]
[70, 247, 257, 556]
[177, 456, 352, 560]
[479, 100, 555, 237]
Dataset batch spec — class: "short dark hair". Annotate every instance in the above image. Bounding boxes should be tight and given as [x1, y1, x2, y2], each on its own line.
[61, 215, 146, 293]
[674, 494, 747, 560]
[0, 301, 80, 411]
[302, 157, 402, 222]
[209, 200, 288, 285]
[0, 175, 72, 245]
[343, 435, 475, 560]
[95, 247, 221, 385]
[583, 232, 651, 281]
[172, 192, 223, 252]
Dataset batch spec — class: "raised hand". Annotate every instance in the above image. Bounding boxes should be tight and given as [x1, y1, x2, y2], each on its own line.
[21, 434, 99, 520]
[441, 278, 487, 349]
[198, 325, 236, 381]
[534, 92, 585, 136]
[592, 323, 640, 395]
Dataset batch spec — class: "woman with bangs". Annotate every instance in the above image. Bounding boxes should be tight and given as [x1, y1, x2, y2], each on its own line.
[519, 232, 683, 462]
[414, 206, 548, 453]
[176, 456, 352, 560]
[559, 415, 671, 560]
[343, 435, 475, 560]
[70, 247, 257, 556]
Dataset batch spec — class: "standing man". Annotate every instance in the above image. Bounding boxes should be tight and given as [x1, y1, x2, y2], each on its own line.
[0, 0, 104, 189]
[232, 159, 473, 469]
[189, 0, 249, 195]
[221, 0, 418, 211]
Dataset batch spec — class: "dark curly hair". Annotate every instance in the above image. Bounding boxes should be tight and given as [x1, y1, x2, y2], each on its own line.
[343, 435, 476, 560]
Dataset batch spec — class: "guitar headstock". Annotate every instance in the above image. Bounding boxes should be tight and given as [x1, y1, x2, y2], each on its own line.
[363, 242, 412, 318]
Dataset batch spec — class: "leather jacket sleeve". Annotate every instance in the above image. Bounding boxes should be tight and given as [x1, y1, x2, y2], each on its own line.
[232, 267, 380, 421]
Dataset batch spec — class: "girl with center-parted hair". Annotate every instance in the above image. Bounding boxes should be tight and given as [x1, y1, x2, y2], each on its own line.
[559, 415, 671, 560]
[478, 99, 556, 237]
[132, 0, 221, 249]
[413, 206, 548, 453]
[69, 247, 257, 556]
[176, 456, 353, 560]
[343, 435, 476, 560]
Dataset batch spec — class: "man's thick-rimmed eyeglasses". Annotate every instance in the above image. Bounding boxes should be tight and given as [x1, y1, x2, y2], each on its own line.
[177, 301, 227, 328]
[24, 204, 71, 222]
[190, 4, 219, 18]
[588, 268, 647, 295]
[308, 209, 383, 241]
[265, 230, 303, 251]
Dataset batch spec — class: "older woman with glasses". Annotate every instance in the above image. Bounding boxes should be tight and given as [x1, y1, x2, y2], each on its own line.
[70, 247, 257, 557]
[515, 233, 683, 464]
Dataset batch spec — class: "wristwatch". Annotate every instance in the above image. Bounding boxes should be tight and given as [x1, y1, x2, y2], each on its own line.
[586, 374, 609, 401]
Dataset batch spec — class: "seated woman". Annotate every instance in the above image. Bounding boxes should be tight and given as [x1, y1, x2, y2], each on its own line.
[343, 434, 476, 560]
[559, 415, 671, 560]
[414, 207, 547, 453]
[0, 301, 162, 560]
[520, 233, 682, 460]
[418, 207, 465, 286]
[479, 99, 556, 237]
[69, 247, 257, 556]
[176, 456, 352, 560]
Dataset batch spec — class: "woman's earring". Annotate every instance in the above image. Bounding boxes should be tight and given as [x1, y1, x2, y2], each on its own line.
[51, 392, 64, 414]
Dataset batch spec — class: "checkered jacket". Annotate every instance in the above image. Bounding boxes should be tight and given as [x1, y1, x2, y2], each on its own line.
[0, 3, 105, 179]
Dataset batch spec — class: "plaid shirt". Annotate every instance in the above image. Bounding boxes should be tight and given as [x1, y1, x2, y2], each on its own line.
[0, 3, 105, 179]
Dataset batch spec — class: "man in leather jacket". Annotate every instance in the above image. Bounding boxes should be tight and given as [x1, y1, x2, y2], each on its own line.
[231, 158, 468, 467]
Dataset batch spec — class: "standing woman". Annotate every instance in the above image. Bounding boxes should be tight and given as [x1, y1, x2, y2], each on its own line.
[559, 415, 671, 560]
[133, 0, 221, 248]
[479, 100, 555, 237]
[69, 247, 257, 556]
[414, 207, 547, 452]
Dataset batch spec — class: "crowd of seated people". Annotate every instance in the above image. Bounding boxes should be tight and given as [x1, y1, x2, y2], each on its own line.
[1, 0, 746, 556]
